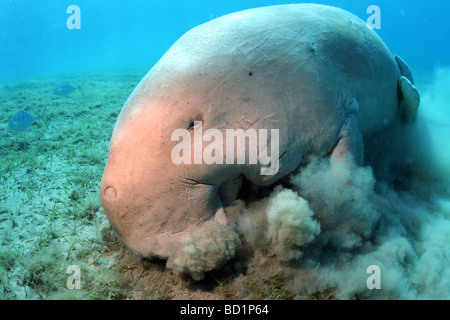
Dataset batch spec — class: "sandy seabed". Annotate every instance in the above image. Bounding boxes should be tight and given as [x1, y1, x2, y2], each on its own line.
[1, 69, 449, 300]
[1, 70, 148, 299]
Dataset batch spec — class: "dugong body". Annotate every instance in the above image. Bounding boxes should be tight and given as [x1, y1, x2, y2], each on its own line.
[100, 4, 419, 258]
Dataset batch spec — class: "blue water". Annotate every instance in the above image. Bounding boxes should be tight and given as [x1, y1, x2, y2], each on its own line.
[1, 0, 449, 82]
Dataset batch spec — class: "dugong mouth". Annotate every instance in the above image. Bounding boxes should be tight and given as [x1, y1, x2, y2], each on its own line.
[99, 171, 232, 243]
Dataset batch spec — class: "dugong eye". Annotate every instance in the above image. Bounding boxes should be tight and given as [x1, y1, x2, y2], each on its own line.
[186, 112, 205, 131]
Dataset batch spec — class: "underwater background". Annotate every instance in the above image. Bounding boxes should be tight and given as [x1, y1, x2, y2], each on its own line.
[0, 0, 449, 300]
[1, 0, 450, 81]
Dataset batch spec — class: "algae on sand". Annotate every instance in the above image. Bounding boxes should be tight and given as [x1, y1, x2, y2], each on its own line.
[0, 72, 141, 299]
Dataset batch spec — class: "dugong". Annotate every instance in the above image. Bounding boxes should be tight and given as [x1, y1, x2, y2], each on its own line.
[100, 4, 419, 259]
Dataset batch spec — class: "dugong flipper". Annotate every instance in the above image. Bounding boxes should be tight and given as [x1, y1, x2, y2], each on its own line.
[395, 55, 420, 123]
[330, 98, 364, 180]
[100, 4, 420, 262]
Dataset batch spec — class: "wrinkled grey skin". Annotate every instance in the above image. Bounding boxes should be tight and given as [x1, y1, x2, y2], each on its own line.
[100, 4, 419, 258]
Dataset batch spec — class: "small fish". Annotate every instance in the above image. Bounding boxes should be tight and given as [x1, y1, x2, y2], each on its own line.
[8, 107, 47, 131]
[54, 81, 85, 96]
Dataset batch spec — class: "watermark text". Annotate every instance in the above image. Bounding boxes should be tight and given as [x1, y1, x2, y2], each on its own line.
[67, 5, 81, 30]
[367, 5, 381, 29]
[171, 122, 280, 175]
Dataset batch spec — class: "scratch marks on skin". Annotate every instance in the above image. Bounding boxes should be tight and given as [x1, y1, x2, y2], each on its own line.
[243, 117, 261, 130]
[208, 73, 233, 98]
[238, 112, 277, 131]
[279, 150, 287, 161]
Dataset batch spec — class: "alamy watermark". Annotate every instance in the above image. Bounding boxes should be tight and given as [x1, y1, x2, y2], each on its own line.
[366, 265, 381, 289]
[65, 4, 381, 31]
[66, 5, 81, 30]
[171, 121, 280, 176]
[367, 5, 381, 29]
[66, 4, 380, 31]
[66, 265, 81, 289]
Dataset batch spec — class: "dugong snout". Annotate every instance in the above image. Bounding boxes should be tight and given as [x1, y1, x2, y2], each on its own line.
[102, 186, 117, 202]
[100, 156, 231, 257]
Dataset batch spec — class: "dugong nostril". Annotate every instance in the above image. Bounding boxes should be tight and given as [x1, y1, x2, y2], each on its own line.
[103, 186, 117, 202]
